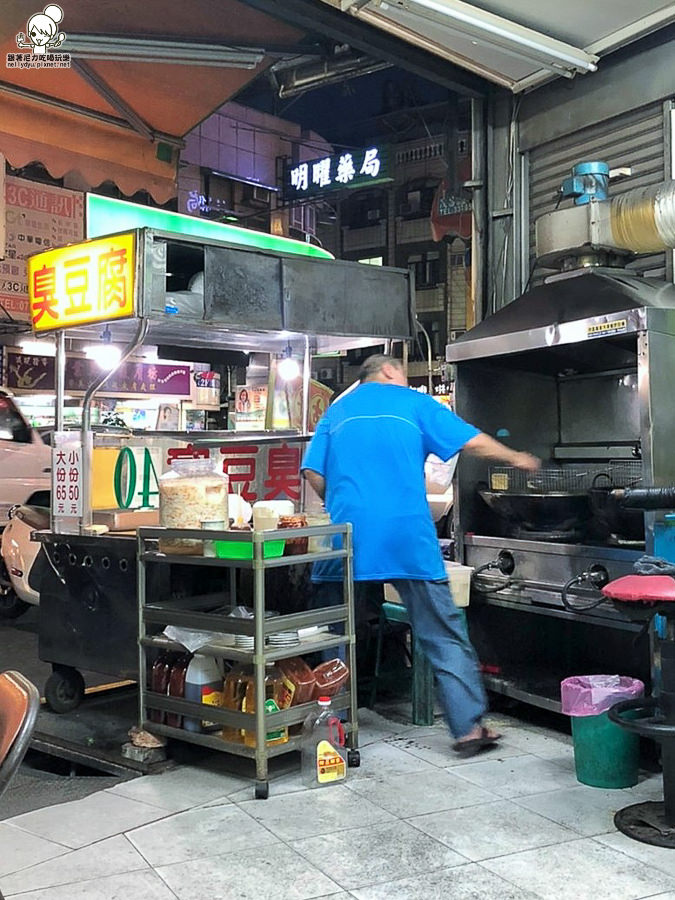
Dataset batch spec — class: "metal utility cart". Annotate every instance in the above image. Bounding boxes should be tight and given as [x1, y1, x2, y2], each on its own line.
[137, 522, 359, 799]
[23, 202, 414, 713]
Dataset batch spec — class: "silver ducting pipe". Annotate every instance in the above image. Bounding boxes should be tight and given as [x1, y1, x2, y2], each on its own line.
[610, 180, 675, 252]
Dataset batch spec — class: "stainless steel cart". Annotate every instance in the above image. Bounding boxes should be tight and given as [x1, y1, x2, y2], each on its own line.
[136, 522, 359, 798]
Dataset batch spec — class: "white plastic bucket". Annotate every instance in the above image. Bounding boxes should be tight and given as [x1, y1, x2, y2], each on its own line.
[444, 561, 473, 607]
[384, 561, 473, 608]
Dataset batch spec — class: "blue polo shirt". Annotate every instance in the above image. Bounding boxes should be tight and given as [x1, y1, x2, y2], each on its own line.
[301, 383, 480, 582]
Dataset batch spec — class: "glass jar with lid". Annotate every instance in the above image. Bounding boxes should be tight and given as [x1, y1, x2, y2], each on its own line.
[158, 458, 228, 554]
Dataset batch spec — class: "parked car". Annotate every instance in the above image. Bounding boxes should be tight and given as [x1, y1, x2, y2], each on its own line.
[0, 389, 51, 618]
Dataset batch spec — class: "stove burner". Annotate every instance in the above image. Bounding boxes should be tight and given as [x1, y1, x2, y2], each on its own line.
[508, 525, 585, 543]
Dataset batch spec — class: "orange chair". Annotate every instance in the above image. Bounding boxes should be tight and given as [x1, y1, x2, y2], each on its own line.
[0, 671, 40, 900]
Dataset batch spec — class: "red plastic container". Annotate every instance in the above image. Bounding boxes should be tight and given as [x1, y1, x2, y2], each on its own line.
[278, 656, 317, 706]
[312, 658, 349, 699]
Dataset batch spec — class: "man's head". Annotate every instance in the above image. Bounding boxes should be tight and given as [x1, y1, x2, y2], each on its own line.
[358, 354, 408, 387]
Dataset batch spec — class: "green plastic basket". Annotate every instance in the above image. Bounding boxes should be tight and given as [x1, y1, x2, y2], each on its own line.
[214, 539, 285, 560]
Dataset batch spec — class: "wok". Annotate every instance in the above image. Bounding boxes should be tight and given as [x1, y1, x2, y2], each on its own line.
[479, 489, 591, 534]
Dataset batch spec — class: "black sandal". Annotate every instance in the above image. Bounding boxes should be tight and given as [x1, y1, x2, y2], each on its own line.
[452, 726, 502, 758]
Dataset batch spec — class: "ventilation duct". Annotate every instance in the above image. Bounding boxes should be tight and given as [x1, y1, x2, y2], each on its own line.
[275, 51, 391, 98]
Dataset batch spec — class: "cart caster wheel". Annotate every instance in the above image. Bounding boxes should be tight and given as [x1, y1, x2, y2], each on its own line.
[255, 781, 269, 800]
[44, 667, 85, 713]
[347, 749, 360, 768]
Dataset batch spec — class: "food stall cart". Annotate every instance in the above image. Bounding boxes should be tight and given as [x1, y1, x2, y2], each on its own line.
[25, 208, 414, 785]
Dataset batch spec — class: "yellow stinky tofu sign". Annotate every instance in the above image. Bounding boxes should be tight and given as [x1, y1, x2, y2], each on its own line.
[28, 233, 136, 332]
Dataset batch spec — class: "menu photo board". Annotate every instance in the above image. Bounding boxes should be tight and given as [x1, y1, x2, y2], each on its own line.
[27, 232, 136, 332]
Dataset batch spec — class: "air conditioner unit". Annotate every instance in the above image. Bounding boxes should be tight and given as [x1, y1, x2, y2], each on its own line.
[243, 184, 271, 207]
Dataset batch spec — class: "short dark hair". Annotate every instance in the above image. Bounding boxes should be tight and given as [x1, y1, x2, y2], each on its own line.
[358, 354, 403, 382]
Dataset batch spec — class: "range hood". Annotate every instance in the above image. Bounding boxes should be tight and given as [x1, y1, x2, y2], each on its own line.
[446, 267, 675, 362]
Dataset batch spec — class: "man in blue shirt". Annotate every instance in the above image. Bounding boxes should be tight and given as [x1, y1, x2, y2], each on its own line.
[302, 354, 539, 757]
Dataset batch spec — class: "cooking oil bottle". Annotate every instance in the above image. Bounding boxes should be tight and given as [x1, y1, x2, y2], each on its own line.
[301, 696, 347, 788]
[221, 664, 251, 743]
[241, 663, 291, 747]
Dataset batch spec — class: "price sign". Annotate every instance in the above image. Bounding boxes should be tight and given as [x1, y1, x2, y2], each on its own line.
[52, 441, 82, 518]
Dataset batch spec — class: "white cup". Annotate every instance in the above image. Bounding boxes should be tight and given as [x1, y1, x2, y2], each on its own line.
[252, 507, 279, 531]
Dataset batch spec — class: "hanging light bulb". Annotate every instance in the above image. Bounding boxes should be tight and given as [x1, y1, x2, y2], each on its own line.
[83, 325, 122, 370]
[277, 343, 300, 381]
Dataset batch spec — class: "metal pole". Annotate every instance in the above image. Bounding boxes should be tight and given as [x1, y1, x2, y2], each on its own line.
[137, 530, 147, 730]
[301, 334, 311, 435]
[55, 330, 65, 432]
[253, 533, 267, 788]
[80, 318, 149, 531]
[344, 523, 358, 749]
[470, 97, 487, 326]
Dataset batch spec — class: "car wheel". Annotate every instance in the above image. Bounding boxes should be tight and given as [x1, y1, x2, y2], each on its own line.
[0, 587, 30, 619]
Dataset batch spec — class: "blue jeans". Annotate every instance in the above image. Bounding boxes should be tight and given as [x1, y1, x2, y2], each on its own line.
[392, 580, 487, 739]
[312, 579, 487, 739]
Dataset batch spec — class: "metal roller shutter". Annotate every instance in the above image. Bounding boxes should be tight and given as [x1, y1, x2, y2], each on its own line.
[528, 102, 667, 280]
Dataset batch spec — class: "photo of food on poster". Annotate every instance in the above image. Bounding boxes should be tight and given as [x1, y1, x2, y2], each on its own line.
[268, 362, 333, 432]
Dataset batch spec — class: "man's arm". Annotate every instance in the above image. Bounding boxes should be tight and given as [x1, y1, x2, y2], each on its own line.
[464, 433, 540, 471]
[303, 468, 326, 500]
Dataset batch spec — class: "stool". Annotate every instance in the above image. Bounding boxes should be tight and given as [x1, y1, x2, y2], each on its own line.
[602, 574, 675, 847]
[370, 601, 438, 725]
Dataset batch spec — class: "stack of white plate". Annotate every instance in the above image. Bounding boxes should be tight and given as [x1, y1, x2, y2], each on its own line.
[267, 630, 299, 648]
[234, 634, 255, 650]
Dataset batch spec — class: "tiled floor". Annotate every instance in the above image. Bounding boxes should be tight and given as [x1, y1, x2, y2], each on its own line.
[1, 708, 672, 900]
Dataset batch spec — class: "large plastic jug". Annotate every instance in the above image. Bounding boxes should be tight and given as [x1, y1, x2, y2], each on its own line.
[301, 696, 347, 788]
[183, 654, 223, 733]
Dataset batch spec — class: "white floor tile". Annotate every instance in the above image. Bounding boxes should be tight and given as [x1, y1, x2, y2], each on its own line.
[347, 740, 439, 779]
[293, 820, 466, 890]
[107, 764, 248, 812]
[451, 753, 579, 798]
[482, 837, 675, 900]
[7, 792, 168, 849]
[157, 842, 340, 900]
[5, 868, 177, 900]
[127, 802, 280, 867]
[350, 862, 542, 899]
[410, 798, 578, 860]
[515, 784, 640, 837]
[345, 767, 494, 818]
[0, 823, 68, 878]
[0, 835, 147, 895]
[238, 784, 394, 841]
[596, 830, 675, 879]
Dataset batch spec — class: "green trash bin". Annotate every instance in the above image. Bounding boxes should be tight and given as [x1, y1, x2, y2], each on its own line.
[570, 710, 640, 789]
[561, 675, 644, 789]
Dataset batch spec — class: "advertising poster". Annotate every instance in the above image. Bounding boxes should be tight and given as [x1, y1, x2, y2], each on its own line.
[1, 176, 84, 321]
[234, 385, 267, 431]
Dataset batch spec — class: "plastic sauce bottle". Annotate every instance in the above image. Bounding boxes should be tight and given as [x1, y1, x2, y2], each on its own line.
[301, 696, 347, 788]
[183, 654, 223, 733]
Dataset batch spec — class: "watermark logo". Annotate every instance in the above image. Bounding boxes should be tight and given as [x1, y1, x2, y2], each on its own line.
[7, 4, 70, 69]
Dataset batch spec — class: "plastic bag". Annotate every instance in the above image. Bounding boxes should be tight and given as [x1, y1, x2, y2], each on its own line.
[560, 674, 644, 717]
